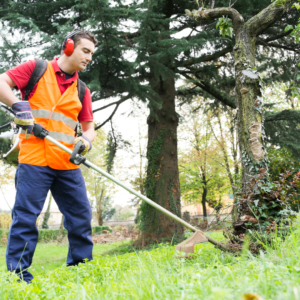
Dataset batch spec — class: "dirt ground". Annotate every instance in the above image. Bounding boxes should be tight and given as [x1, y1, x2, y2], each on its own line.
[92, 225, 140, 244]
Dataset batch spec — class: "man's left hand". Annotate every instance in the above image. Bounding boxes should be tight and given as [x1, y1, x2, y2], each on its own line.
[74, 135, 92, 156]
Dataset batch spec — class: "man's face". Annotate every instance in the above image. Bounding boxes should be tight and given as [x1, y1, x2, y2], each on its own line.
[70, 38, 95, 71]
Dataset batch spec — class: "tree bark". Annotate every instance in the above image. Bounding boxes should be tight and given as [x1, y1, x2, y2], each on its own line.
[186, 0, 295, 237]
[42, 193, 52, 229]
[201, 173, 208, 220]
[141, 75, 183, 242]
[97, 189, 105, 226]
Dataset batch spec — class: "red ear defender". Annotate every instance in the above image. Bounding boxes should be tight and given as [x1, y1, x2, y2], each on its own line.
[64, 38, 75, 56]
[62, 30, 81, 56]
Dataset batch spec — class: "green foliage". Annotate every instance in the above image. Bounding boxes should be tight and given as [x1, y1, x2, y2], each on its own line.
[38, 229, 68, 242]
[0, 228, 8, 240]
[92, 226, 112, 235]
[10, 226, 112, 243]
[4, 228, 300, 299]
[0, 110, 13, 155]
[265, 114, 300, 159]
[216, 17, 233, 38]
[289, 1, 300, 42]
[268, 147, 300, 210]
[81, 128, 116, 225]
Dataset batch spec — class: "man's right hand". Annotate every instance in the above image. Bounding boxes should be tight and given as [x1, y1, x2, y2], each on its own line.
[12, 101, 35, 138]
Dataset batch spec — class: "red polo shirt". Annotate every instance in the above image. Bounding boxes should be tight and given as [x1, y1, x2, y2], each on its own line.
[6, 58, 93, 122]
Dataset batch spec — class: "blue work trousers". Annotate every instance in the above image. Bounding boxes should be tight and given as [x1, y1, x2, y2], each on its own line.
[6, 163, 93, 283]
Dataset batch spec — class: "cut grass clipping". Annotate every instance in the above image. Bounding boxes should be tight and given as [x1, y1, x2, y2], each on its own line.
[1, 225, 300, 299]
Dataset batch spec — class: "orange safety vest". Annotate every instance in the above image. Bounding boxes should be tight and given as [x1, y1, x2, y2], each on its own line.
[19, 61, 82, 170]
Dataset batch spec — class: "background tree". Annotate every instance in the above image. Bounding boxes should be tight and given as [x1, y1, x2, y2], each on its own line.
[179, 100, 231, 219]
[81, 127, 116, 225]
[41, 193, 52, 229]
[186, 0, 299, 238]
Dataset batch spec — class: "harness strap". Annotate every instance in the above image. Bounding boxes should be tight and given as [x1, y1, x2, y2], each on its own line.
[24, 59, 47, 101]
[25, 59, 87, 103]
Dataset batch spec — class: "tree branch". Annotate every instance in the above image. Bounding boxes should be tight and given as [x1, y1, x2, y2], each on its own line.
[246, 0, 294, 36]
[256, 39, 299, 52]
[176, 45, 233, 68]
[265, 109, 300, 122]
[93, 95, 131, 130]
[262, 28, 293, 43]
[185, 7, 244, 33]
[183, 74, 237, 108]
[92, 95, 131, 114]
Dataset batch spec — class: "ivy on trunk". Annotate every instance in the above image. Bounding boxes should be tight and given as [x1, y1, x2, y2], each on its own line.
[139, 76, 183, 243]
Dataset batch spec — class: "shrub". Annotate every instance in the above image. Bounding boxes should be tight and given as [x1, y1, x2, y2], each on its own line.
[0, 212, 11, 229]
[92, 226, 112, 235]
[38, 229, 68, 242]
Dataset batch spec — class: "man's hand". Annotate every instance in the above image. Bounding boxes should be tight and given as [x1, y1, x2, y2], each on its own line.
[12, 101, 34, 138]
[74, 135, 92, 156]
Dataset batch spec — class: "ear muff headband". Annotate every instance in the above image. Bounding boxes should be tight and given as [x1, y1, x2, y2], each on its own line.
[62, 30, 82, 56]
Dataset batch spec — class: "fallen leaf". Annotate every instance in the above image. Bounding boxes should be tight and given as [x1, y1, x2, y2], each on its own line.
[242, 294, 264, 300]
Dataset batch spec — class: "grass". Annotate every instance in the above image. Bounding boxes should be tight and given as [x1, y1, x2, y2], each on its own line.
[1, 228, 300, 299]
[0, 241, 131, 276]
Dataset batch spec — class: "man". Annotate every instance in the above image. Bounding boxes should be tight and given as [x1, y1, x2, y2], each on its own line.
[0, 30, 97, 283]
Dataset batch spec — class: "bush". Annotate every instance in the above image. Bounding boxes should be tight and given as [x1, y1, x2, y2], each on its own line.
[92, 226, 112, 235]
[0, 212, 11, 229]
[38, 229, 68, 242]
[1, 226, 112, 243]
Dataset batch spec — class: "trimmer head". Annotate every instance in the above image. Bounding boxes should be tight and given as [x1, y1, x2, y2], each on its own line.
[0, 128, 20, 166]
[175, 231, 208, 257]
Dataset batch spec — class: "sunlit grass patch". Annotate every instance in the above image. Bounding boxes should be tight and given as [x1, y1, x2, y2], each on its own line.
[1, 229, 300, 299]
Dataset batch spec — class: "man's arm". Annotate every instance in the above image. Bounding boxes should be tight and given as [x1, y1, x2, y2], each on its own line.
[0, 73, 20, 107]
[81, 121, 95, 142]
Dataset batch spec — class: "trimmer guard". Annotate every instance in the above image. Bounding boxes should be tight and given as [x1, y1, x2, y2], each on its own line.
[176, 231, 208, 257]
[1, 128, 20, 166]
[3, 145, 19, 165]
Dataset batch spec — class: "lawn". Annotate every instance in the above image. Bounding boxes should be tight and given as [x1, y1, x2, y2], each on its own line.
[1, 229, 300, 300]
[0, 241, 131, 276]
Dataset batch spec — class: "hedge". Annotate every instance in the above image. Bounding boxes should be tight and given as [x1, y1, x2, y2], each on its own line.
[0, 228, 9, 240]
[92, 226, 112, 235]
[0, 226, 112, 243]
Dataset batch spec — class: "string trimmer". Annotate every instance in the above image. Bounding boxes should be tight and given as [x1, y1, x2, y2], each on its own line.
[0, 105, 230, 256]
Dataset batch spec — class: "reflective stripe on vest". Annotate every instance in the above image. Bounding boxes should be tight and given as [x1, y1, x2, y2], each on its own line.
[31, 109, 77, 129]
[21, 129, 75, 144]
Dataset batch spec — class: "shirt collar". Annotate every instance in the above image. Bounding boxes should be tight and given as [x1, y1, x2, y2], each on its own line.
[51, 57, 79, 83]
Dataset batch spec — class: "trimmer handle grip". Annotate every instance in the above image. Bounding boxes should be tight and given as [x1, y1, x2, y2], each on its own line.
[69, 141, 88, 166]
[32, 124, 49, 139]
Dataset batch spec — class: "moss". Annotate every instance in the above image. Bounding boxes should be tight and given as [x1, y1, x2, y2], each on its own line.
[139, 129, 168, 232]
[274, 0, 287, 7]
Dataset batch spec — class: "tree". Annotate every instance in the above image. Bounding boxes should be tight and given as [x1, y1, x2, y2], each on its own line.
[179, 101, 231, 219]
[41, 193, 52, 229]
[186, 1, 298, 237]
[81, 127, 116, 225]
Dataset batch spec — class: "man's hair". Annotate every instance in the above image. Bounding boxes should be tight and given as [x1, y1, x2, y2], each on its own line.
[61, 29, 98, 54]
[71, 30, 98, 48]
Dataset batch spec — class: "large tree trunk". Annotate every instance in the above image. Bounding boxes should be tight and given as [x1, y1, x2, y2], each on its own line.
[140, 76, 183, 243]
[234, 27, 265, 190]
[232, 27, 268, 235]
[186, 0, 295, 240]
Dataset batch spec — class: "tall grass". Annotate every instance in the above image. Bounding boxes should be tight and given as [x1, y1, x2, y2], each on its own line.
[1, 225, 300, 299]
